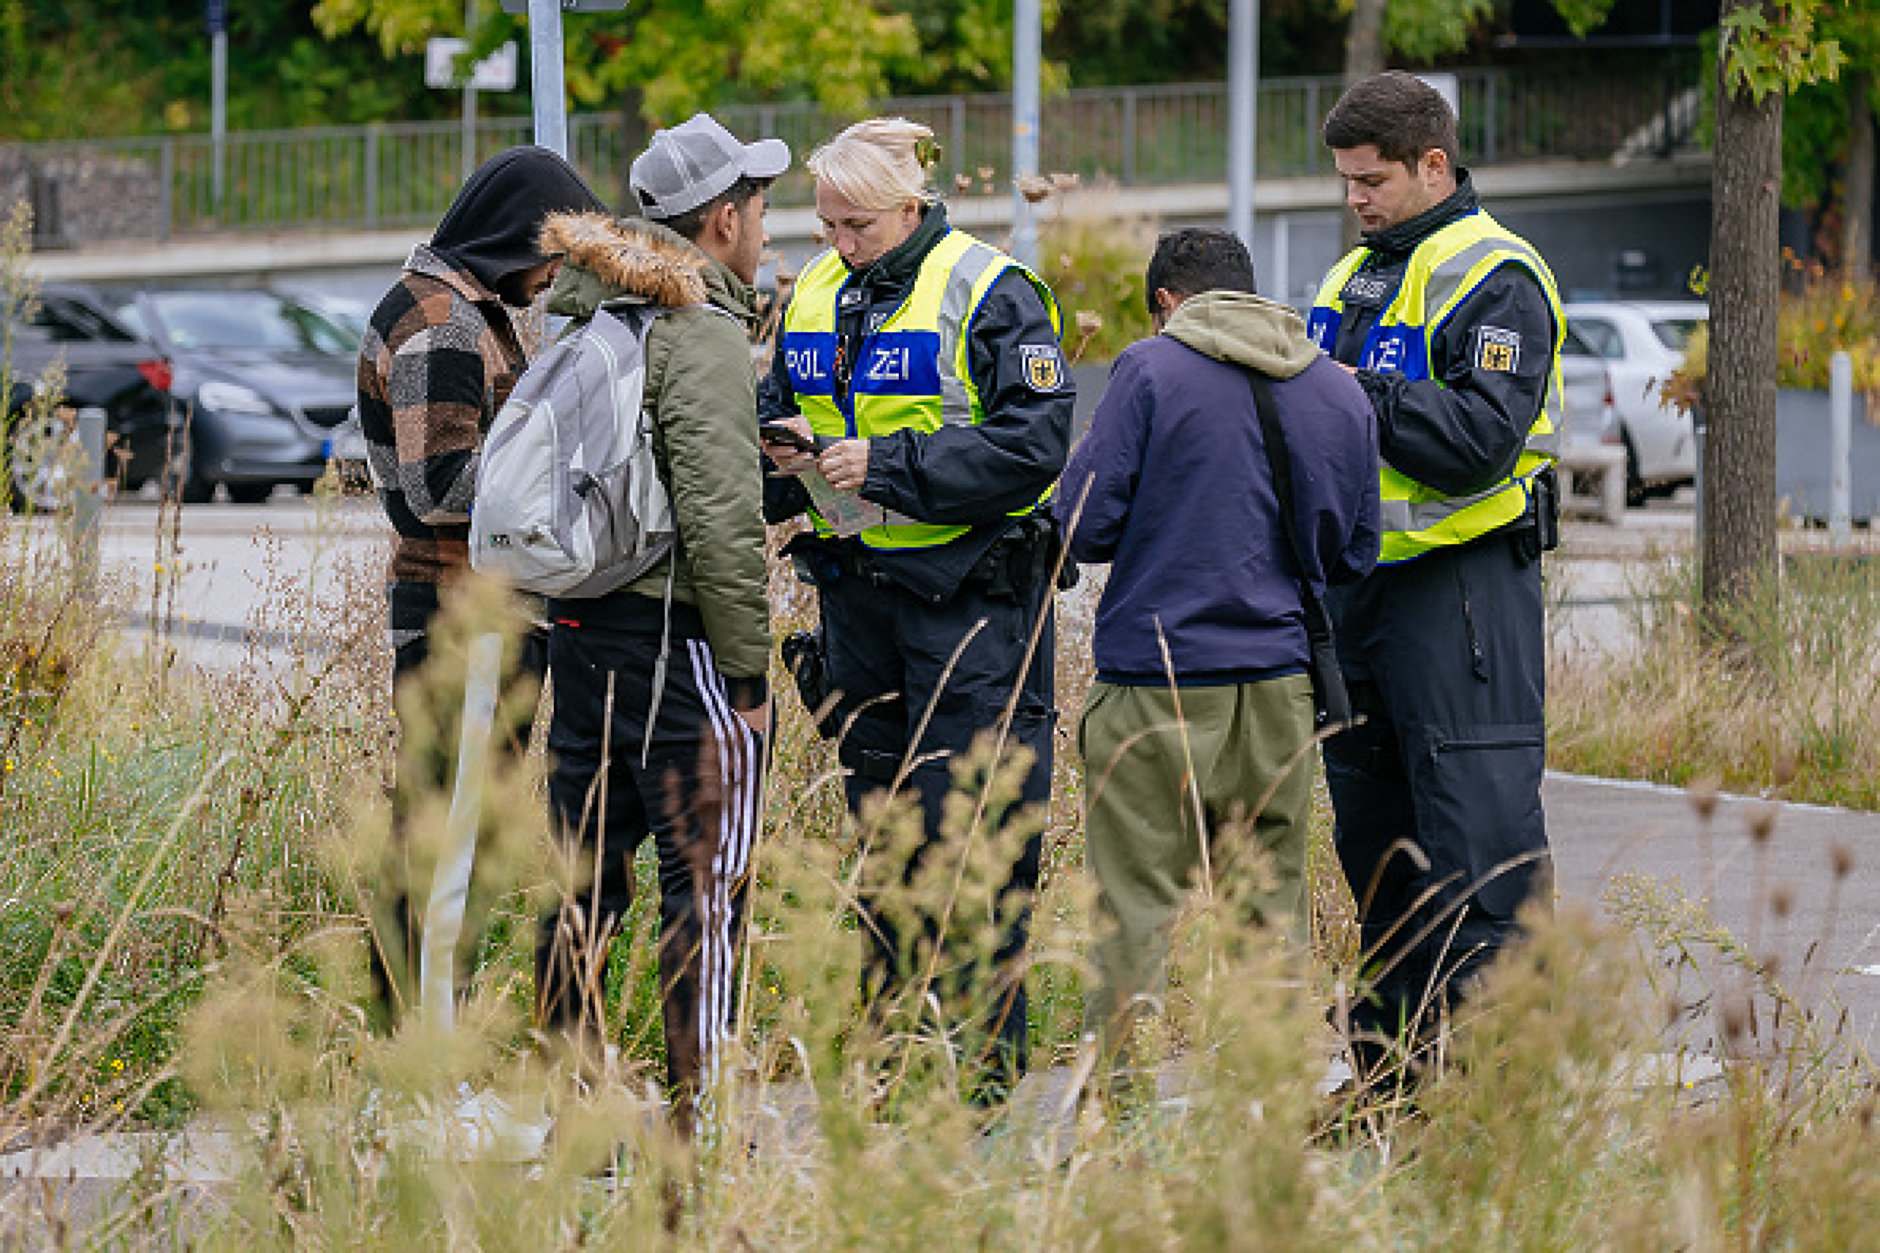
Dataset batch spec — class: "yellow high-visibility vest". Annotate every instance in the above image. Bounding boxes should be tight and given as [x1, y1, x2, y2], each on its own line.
[781, 228, 1061, 550]
[1308, 210, 1564, 564]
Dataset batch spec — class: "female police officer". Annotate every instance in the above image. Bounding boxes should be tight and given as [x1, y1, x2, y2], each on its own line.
[759, 117, 1073, 1109]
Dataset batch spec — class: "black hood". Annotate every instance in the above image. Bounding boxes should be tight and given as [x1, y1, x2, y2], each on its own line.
[430, 146, 607, 298]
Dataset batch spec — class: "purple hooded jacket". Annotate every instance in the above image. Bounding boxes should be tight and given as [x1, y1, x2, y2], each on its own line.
[1056, 291, 1379, 685]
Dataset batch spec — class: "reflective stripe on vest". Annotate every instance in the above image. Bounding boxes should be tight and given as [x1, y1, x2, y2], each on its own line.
[1309, 209, 1565, 564]
[781, 229, 1061, 550]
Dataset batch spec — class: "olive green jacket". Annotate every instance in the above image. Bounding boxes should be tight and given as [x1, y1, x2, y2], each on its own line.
[539, 212, 770, 686]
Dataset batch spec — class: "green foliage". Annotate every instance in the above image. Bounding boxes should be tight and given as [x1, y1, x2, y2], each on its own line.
[581, 0, 922, 121]
[1778, 5, 1880, 208]
[1722, 0, 1846, 105]
[1381, 0, 1495, 63]
[311, 0, 462, 56]
[0, 3, 165, 140]
[1047, 0, 1230, 87]
[890, 0, 1041, 94]
[1783, 75, 1855, 207]
[1035, 205, 1158, 365]
[0, 1, 444, 139]
[1548, 0, 1622, 39]
[316, 0, 927, 122]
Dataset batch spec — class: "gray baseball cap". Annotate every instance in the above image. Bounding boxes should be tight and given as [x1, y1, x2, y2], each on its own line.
[630, 113, 791, 221]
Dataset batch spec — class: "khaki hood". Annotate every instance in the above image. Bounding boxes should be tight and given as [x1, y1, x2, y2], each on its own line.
[539, 211, 718, 318]
[1161, 290, 1321, 380]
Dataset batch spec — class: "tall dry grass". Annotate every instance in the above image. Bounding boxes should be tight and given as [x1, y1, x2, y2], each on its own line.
[3, 507, 1873, 1248]
[1548, 551, 1880, 808]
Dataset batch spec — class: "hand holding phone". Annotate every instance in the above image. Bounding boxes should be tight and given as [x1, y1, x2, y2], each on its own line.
[759, 422, 826, 455]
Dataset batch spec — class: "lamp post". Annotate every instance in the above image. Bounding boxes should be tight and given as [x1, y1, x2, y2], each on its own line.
[1011, 0, 1041, 267]
[207, 0, 227, 218]
[1228, 0, 1259, 251]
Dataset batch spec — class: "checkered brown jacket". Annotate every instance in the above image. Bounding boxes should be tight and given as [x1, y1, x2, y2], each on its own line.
[357, 245, 529, 648]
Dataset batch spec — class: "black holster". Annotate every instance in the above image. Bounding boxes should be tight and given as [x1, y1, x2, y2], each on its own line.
[965, 513, 1078, 602]
[781, 628, 841, 739]
[1512, 466, 1561, 566]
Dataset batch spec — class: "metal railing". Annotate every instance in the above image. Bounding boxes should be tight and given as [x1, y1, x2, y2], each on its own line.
[3, 62, 1701, 247]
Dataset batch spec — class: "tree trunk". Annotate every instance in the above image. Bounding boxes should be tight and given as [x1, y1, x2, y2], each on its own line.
[1339, 0, 1388, 252]
[1343, 0, 1386, 85]
[1844, 70, 1874, 278]
[1701, 0, 1783, 631]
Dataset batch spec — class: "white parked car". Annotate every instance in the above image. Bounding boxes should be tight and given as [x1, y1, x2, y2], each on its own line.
[1557, 352, 1618, 450]
[1561, 301, 1707, 504]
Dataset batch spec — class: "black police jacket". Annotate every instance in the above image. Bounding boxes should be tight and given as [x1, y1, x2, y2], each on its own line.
[760, 203, 1074, 602]
[1324, 171, 1559, 499]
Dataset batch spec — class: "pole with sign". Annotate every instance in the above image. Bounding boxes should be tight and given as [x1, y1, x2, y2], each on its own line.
[501, 0, 629, 159]
[527, 0, 567, 156]
[426, 7, 518, 180]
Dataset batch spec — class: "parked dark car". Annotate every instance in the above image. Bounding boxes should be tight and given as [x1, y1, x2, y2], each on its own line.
[110, 288, 361, 504]
[2, 282, 184, 511]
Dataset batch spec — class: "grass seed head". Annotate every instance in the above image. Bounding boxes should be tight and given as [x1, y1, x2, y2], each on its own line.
[1688, 775, 1721, 820]
[1721, 995, 1750, 1043]
[1768, 883, 1794, 919]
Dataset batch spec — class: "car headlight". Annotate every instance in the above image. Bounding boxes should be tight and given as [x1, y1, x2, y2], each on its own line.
[197, 380, 276, 416]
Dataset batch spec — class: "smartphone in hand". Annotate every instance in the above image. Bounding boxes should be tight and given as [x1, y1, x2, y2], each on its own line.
[759, 422, 827, 454]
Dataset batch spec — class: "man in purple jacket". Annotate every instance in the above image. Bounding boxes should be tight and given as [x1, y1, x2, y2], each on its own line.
[1056, 228, 1379, 1086]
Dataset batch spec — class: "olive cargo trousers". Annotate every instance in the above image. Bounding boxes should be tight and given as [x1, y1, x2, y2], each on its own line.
[1079, 674, 1317, 1050]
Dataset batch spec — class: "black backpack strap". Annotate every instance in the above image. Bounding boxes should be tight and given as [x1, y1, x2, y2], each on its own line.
[1245, 370, 1353, 733]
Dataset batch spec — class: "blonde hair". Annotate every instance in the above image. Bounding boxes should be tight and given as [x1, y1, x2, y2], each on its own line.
[806, 117, 937, 212]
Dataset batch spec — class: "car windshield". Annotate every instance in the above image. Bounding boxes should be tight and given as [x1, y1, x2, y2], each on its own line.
[139, 291, 359, 356]
[1652, 318, 1704, 352]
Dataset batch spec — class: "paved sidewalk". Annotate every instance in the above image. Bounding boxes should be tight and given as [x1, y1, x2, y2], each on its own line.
[1547, 771, 1880, 1055]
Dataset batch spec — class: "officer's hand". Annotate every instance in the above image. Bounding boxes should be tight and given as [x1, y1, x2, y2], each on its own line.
[761, 416, 819, 473]
[818, 438, 870, 492]
[735, 699, 771, 739]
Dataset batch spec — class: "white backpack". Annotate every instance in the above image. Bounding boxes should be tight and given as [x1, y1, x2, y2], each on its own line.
[470, 304, 674, 598]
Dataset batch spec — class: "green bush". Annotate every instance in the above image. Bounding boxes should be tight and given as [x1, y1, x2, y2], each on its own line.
[1035, 200, 1158, 365]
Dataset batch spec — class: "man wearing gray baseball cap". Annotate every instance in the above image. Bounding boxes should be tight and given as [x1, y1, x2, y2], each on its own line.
[534, 112, 788, 1140]
[630, 112, 791, 221]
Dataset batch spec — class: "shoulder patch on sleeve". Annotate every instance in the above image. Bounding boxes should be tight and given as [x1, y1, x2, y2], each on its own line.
[1474, 325, 1522, 373]
[1019, 343, 1066, 392]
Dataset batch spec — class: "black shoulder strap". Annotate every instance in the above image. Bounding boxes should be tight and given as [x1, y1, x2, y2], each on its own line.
[1246, 370, 1306, 580]
[1244, 368, 1353, 731]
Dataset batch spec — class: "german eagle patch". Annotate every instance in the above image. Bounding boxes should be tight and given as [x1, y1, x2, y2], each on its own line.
[1474, 325, 1522, 373]
[1019, 343, 1065, 392]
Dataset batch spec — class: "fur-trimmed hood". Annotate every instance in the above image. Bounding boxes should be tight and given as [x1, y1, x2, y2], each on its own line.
[538, 211, 717, 315]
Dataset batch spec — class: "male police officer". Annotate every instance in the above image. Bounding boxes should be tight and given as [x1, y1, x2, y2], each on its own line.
[1307, 72, 1564, 1086]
